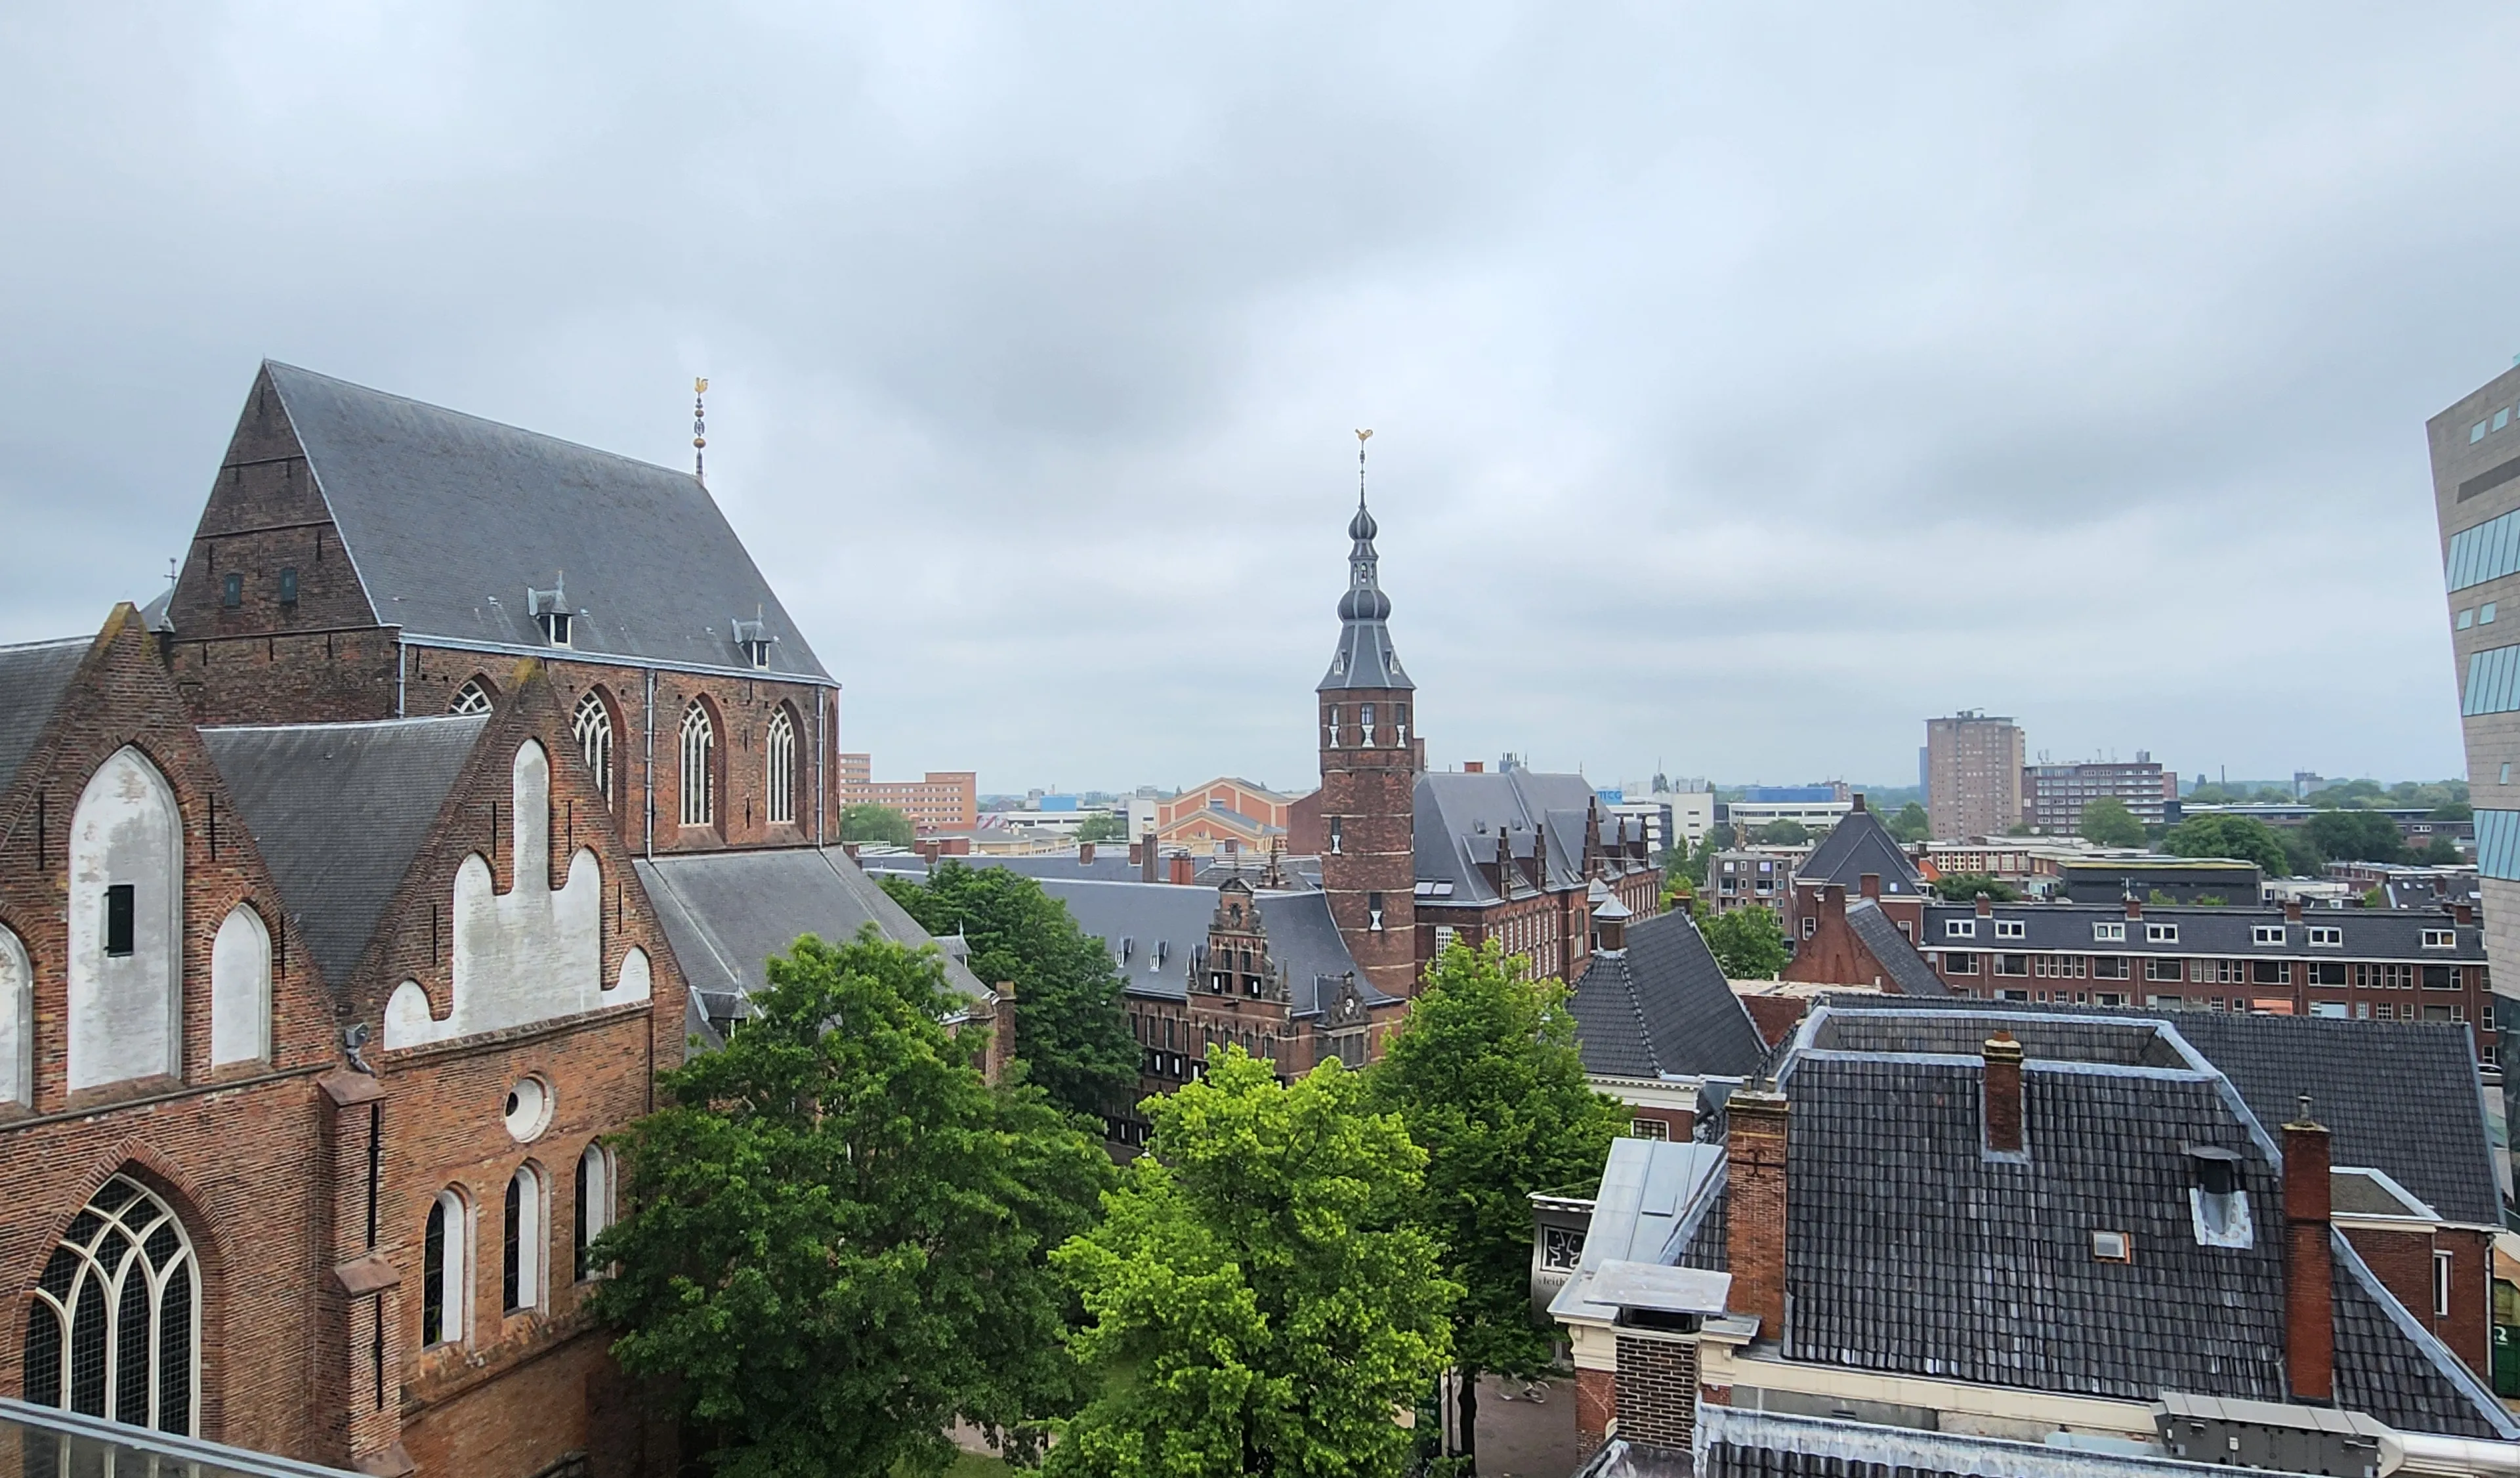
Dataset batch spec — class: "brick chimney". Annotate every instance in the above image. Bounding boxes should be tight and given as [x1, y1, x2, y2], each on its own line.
[2455, 900, 2477, 927]
[1725, 1087, 1790, 1339]
[1975, 891, 1994, 918]
[1167, 852, 1194, 887]
[2125, 894, 2143, 921]
[2284, 1098, 2334, 1404]
[1822, 883, 1846, 923]
[1078, 841, 1097, 866]
[1141, 834, 1158, 883]
[1983, 1032, 2025, 1155]
[1465, 760, 1484, 773]
[1859, 872, 1881, 901]
[841, 841, 861, 862]
[1128, 839, 1144, 866]
[1852, 793, 1867, 813]
[2284, 898, 2303, 924]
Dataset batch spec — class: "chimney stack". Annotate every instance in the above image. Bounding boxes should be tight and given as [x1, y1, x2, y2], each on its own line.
[1975, 891, 1994, 918]
[1822, 883, 1846, 922]
[2125, 893, 2143, 921]
[2284, 1098, 2335, 1404]
[1167, 852, 1194, 887]
[1078, 841, 1096, 866]
[2284, 898, 2303, 924]
[1465, 760, 1484, 774]
[1852, 793, 1868, 813]
[1128, 839, 1144, 866]
[1724, 1086, 1790, 1338]
[1859, 872, 1881, 901]
[1141, 834, 1158, 883]
[2455, 900, 2477, 927]
[1983, 1032, 2025, 1155]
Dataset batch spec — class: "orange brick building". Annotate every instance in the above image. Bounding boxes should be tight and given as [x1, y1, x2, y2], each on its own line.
[839, 755, 977, 833]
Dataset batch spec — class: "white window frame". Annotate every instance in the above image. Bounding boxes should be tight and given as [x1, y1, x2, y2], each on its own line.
[571, 691, 614, 807]
[2422, 929, 2456, 949]
[2093, 921, 2126, 942]
[24, 1175, 201, 1434]
[1994, 919, 2025, 940]
[576, 1144, 616, 1282]
[424, 1187, 469, 1347]
[679, 703, 715, 828]
[1946, 919, 1977, 939]
[2252, 925, 2286, 946]
[2308, 926, 2342, 946]
[450, 678, 493, 715]
[765, 709, 797, 826]
[2435, 1249, 2454, 1317]
[2147, 923, 2179, 944]
[504, 1164, 546, 1314]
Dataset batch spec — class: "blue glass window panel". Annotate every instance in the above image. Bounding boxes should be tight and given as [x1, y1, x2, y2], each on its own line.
[2477, 810, 2520, 881]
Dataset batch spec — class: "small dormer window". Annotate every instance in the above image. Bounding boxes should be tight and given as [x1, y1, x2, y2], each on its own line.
[1946, 919, 1976, 939]
[2422, 929, 2456, 949]
[746, 637, 770, 668]
[2188, 1147, 2253, 1249]
[732, 617, 775, 669]
[2147, 922, 2179, 944]
[1994, 919, 2025, 940]
[2252, 924, 2285, 946]
[541, 610, 572, 646]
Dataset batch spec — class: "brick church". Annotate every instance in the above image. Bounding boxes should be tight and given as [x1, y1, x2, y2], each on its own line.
[0, 364, 957, 1477]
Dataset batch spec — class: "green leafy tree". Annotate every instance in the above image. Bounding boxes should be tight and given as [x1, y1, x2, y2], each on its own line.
[2160, 814, 2296, 877]
[2431, 801, 2475, 823]
[1929, 872, 2021, 903]
[2077, 797, 2147, 848]
[839, 802, 915, 845]
[1076, 813, 1129, 843]
[2305, 808, 2404, 864]
[1048, 1049, 1458, 1478]
[1755, 819, 1810, 847]
[2418, 835, 2464, 865]
[591, 929, 1112, 1478]
[1364, 942, 1624, 1473]
[882, 860, 1139, 1122]
[1886, 802, 1931, 843]
[1694, 902, 1790, 978]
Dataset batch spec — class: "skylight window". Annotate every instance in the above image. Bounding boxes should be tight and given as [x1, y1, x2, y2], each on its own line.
[2090, 1229, 2132, 1263]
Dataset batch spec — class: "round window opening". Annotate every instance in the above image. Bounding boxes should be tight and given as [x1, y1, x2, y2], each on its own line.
[503, 1076, 554, 1142]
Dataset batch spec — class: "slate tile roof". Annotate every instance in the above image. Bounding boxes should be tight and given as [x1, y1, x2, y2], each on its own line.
[1748, 1004, 2517, 1438]
[1845, 899, 1949, 996]
[1414, 769, 1610, 905]
[1794, 804, 1923, 896]
[1811, 998, 2500, 1227]
[0, 636, 89, 794]
[1917, 901, 2485, 962]
[637, 847, 988, 1009]
[1568, 909, 1769, 1081]
[201, 716, 488, 986]
[251, 362, 830, 683]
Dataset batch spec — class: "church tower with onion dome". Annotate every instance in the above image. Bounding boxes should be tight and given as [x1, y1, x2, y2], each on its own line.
[1315, 432, 1425, 998]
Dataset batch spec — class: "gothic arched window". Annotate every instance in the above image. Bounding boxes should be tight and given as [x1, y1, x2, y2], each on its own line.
[503, 1165, 545, 1313]
[765, 709, 796, 826]
[572, 692, 614, 808]
[576, 1144, 614, 1282]
[679, 704, 715, 828]
[422, 1188, 467, 1347]
[450, 679, 494, 716]
[23, 1175, 198, 1435]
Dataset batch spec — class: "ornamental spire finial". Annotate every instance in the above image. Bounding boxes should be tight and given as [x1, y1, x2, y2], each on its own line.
[692, 377, 709, 483]
[1355, 427, 1372, 511]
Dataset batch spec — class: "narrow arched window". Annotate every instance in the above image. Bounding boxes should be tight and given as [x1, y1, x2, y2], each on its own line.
[421, 1189, 465, 1347]
[678, 704, 715, 828]
[503, 1166, 543, 1312]
[69, 747, 182, 1091]
[764, 709, 795, 826]
[572, 691, 614, 807]
[575, 1144, 614, 1282]
[450, 679, 493, 716]
[23, 1175, 198, 1435]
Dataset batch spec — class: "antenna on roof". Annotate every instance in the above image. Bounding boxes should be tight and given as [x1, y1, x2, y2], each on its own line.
[692, 377, 709, 484]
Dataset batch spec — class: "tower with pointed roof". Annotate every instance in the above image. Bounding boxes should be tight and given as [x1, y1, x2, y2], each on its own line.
[1316, 436, 1424, 998]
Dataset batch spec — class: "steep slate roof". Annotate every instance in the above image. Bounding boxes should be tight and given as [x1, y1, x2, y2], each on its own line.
[637, 848, 986, 1009]
[1568, 910, 1769, 1081]
[202, 716, 488, 985]
[927, 873, 1381, 1019]
[1917, 901, 2487, 963]
[1414, 769, 1603, 905]
[253, 362, 829, 683]
[1748, 1004, 2515, 1438]
[1845, 899, 1950, 996]
[0, 637, 89, 793]
[1794, 802, 1923, 896]
[1815, 996, 2500, 1227]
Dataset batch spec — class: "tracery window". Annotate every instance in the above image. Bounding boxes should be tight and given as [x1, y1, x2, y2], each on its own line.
[679, 704, 715, 828]
[503, 1166, 544, 1313]
[765, 709, 796, 826]
[572, 692, 614, 807]
[22, 1175, 198, 1435]
[450, 679, 494, 715]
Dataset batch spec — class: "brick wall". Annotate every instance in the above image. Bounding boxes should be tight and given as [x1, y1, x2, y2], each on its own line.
[0, 608, 341, 1458]
[1316, 688, 1418, 999]
[1574, 1366, 1614, 1450]
[1612, 1334, 1700, 1450]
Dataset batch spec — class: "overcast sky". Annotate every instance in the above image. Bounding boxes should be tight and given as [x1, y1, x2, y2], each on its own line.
[5, 5, 2516, 796]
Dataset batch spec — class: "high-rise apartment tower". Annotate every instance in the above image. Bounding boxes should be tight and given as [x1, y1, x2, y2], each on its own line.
[1924, 711, 2025, 840]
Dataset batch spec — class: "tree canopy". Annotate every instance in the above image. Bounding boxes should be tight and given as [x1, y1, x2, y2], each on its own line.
[2304, 808, 2404, 864]
[1364, 942, 1623, 1471]
[1695, 902, 1789, 979]
[1885, 802, 1931, 844]
[839, 802, 915, 846]
[1076, 813, 1129, 843]
[881, 860, 1141, 1122]
[1929, 872, 2020, 903]
[2077, 797, 2147, 848]
[1047, 1050, 1458, 1478]
[591, 928, 1112, 1478]
[1754, 818, 1811, 846]
[2159, 814, 2295, 877]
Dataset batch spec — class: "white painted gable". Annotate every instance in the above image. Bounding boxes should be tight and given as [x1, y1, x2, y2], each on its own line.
[68, 746, 183, 1089]
[385, 740, 647, 1049]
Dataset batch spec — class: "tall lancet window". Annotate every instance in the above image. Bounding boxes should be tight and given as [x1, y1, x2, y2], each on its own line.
[23, 1176, 199, 1435]
[1360, 704, 1376, 746]
[572, 691, 614, 808]
[1326, 706, 1341, 748]
[765, 709, 796, 826]
[679, 703, 715, 828]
